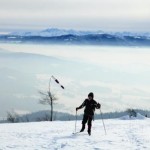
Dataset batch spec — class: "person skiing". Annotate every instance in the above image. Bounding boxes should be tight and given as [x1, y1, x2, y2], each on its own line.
[76, 92, 101, 135]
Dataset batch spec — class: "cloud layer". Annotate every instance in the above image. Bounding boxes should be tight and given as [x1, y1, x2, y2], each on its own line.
[0, 0, 150, 32]
[0, 44, 150, 117]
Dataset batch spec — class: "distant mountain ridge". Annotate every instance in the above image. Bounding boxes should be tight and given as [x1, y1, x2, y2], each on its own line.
[0, 28, 150, 46]
[9, 28, 104, 37]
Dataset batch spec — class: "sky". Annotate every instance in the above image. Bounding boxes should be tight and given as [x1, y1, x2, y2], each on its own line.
[0, 0, 150, 118]
[0, 0, 150, 32]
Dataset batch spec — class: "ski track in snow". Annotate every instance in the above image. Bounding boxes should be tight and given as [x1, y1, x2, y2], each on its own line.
[0, 119, 150, 150]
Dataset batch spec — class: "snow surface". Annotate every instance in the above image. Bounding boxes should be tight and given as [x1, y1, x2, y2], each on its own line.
[0, 119, 150, 150]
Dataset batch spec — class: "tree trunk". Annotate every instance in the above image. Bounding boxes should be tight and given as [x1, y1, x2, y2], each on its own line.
[51, 98, 53, 121]
[49, 92, 53, 121]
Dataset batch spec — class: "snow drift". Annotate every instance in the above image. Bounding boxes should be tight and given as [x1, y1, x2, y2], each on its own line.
[119, 113, 146, 120]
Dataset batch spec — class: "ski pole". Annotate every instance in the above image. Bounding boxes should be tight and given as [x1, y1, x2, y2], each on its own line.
[100, 108, 107, 135]
[75, 110, 77, 133]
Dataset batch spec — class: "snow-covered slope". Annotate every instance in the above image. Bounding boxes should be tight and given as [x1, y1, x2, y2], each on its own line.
[0, 119, 150, 150]
[120, 113, 146, 120]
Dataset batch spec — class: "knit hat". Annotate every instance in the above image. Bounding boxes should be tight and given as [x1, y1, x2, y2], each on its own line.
[88, 92, 94, 98]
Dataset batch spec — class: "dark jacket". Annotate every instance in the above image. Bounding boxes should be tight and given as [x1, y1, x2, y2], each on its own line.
[78, 99, 99, 116]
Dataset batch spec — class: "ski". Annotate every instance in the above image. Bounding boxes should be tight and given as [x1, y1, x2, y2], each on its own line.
[72, 131, 91, 136]
[72, 131, 81, 135]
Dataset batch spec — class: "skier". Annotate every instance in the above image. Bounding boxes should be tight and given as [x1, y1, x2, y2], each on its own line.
[76, 92, 101, 135]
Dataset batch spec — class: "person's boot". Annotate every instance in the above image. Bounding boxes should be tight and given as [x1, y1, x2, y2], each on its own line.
[88, 125, 91, 136]
[80, 124, 85, 132]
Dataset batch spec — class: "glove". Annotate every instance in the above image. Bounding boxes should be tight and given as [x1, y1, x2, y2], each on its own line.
[96, 103, 101, 109]
[76, 107, 79, 111]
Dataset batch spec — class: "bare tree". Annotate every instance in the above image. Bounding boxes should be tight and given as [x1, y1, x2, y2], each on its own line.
[126, 108, 137, 118]
[25, 115, 29, 122]
[7, 111, 19, 123]
[53, 112, 57, 121]
[36, 113, 51, 121]
[39, 91, 57, 121]
[67, 114, 71, 121]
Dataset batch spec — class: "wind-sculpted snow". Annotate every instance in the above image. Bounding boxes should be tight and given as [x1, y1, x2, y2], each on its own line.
[0, 119, 150, 149]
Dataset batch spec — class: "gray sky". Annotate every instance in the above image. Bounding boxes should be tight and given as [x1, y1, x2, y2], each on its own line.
[0, 0, 150, 32]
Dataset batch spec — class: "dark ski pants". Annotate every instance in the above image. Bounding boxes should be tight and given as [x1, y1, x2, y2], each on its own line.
[82, 114, 93, 129]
